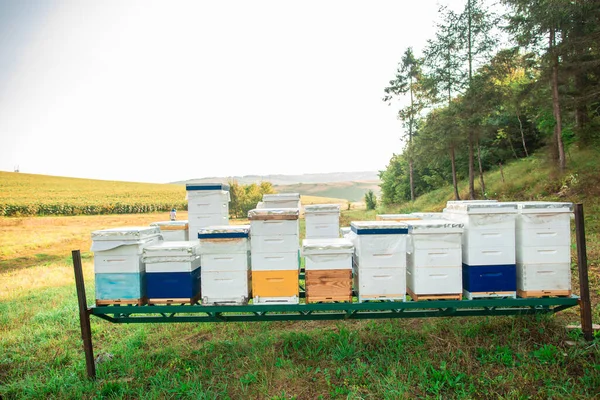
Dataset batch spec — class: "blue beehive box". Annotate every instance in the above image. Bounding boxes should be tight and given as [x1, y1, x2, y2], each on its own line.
[462, 264, 517, 295]
[142, 241, 202, 303]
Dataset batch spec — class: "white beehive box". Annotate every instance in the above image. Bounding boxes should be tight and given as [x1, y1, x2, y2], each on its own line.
[350, 221, 408, 302]
[150, 220, 189, 242]
[262, 193, 301, 210]
[406, 220, 463, 297]
[198, 225, 251, 305]
[443, 202, 518, 266]
[305, 204, 340, 239]
[186, 183, 230, 238]
[410, 212, 446, 220]
[302, 238, 353, 270]
[376, 214, 421, 221]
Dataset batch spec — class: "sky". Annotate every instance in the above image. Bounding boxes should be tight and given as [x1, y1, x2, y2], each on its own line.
[0, 0, 466, 184]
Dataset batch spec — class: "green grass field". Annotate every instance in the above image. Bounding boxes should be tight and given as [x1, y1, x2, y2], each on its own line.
[1, 147, 599, 399]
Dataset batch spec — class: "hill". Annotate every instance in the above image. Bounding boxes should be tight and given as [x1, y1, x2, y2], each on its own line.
[274, 181, 381, 202]
[174, 171, 380, 186]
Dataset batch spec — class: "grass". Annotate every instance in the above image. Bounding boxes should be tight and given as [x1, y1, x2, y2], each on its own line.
[1, 146, 600, 398]
[276, 182, 381, 202]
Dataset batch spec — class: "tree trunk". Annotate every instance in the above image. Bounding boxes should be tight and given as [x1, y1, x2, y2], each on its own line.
[409, 157, 415, 202]
[550, 27, 566, 172]
[450, 144, 460, 200]
[477, 135, 485, 197]
[468, 133, 475, 199]
[516, 112, 529, 157]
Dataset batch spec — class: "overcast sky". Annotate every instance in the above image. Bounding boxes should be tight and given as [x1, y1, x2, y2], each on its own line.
[0, 0, 465, 184]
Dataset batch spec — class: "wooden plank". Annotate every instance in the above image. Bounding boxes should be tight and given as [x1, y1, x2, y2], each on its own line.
[407, 288, 462, 301]
[305, 270, 352, 298]
[464, 291, 516, 300]
[95, 297, 147, 306]
[517, 289, 572, 299]
[575, 203, 594, 341]
[566, 324, 600, 331]
[248, 215, 298, 221]
[73, 249, 96, 380]
[306, 295, 352, 303]
[148, 294, 200, 305]
[158, 225, 188, 231]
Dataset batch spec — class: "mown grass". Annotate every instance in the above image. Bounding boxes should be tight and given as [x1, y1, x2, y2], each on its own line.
[1, 146, 600, 398]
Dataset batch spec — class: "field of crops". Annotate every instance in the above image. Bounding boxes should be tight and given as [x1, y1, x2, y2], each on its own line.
[0, 171, 188, 216]
[0, 171, 349, 217]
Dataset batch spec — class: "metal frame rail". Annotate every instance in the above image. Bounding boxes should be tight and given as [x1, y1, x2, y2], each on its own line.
[73, 204, 594, 380]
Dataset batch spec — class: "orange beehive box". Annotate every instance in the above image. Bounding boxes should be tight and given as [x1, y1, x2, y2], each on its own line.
[252, 270, 299, 299]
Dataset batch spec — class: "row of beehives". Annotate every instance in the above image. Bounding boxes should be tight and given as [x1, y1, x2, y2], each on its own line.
[91, 199, 574, 305]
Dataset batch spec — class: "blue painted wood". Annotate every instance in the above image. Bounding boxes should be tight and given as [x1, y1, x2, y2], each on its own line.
[186, 183, 229, 191]
[95, 273, 145, 300]
[462, 264, 517, 292]
[146, 269, 201, 299]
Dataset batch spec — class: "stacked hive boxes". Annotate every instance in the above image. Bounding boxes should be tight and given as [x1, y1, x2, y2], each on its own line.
[302, 238, 354, 303]
[406, 220, 464, 300]
[186, 183, 230, 240]
[198, 225, 251, 305]
[142, 241, 201, 304]
[443, 202, 518, 299]
[262, 193, 301, 209]
[304, 204, 340, 239]
[249, 208, 300, 304]
[150, 220, 189, 241]
[91, 226, 162, 305]
[350, 221, 409, 302]
[513, 202, 573, 297]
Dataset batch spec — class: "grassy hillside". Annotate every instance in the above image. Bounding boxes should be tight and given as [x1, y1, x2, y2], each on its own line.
[275, 181, 381, 202]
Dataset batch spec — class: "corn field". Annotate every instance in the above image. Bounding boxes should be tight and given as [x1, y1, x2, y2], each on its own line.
[0, 171, 188, 217]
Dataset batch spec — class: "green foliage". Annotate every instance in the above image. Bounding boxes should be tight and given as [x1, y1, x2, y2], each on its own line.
[228, 180, 275, 218]
[364, 190, 377, 210]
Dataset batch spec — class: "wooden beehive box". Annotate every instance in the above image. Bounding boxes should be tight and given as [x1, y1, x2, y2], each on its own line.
[302, 238, 353, 303]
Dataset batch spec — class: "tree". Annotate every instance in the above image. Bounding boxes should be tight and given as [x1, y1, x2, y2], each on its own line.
[364, 190, 377, 210]
[383, 47, 425, 201]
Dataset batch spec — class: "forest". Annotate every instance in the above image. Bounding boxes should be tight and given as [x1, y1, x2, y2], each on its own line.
[380, 0, 600, 204]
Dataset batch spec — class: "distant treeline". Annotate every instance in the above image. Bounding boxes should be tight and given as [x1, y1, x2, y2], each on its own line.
[380, 0, 600, 204]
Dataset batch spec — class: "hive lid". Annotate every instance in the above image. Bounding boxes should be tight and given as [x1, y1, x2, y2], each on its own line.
[512, 201, 573, 213]
[407, 219, 464, 234]
[350, 221, 408, 235]
[409, 212, 446, 220]
[186, 183, 230, 191]
[248, 208, 300, 220]
[376, 214, 420, 221]
[262, 193, 301, 201]
[198, 225, 250, 239]
[305, 204, 340, 213]
[444, 202, 517, 214]
[142, 241, 201, 257]
[302, 238, 354, 254]
[150, 220, 189, 230]
[91, 226, 161, 241]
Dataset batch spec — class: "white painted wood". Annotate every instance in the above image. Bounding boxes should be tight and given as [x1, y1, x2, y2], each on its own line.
[353, 234, 408, 257]
[201, 252, 250, 272]
[305, 223, 340, 239]
[186, 191, 230, 202]
[411, 233, 462, 250]
[250, 220, 299, 236]
[145, 257, 201, 273]
[92, 236, 161, 256]
[354, 251, 407, 268]
[462, 245, 516, 266]
[516, 263, 571, 291]
[516, 227, 570, 248]
[201, 270, 250, 305]
[304, 253, 352, 271]
[160, 230, 189, 241]
[462, 228, 516, 249]
[253, 295, 299, 304]
[188, 213, 229, 228]
[188, 200, 229, 214]
[250, 234, 299, 253]
[463, 290, 516, 299]
[406, 265, 462, 294]
[94, 255, 143, 273]
[199, 238, 250, 254]
[408, 247, 462, 268]
[305, 213, 339, 225]
[353, 266, 406, 302]
[516, 246, 571, 264]
[251, 252, 299, 271]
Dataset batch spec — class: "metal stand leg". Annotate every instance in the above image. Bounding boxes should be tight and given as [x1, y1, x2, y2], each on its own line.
[72, 250, 97, 379]
[575, 204, 594, 341]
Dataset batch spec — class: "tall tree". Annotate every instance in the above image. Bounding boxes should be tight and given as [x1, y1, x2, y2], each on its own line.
[503, 0, 570, 171]
[383, 47, 424, 201]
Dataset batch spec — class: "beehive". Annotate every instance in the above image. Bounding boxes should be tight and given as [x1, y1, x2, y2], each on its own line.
[249, 208, 300, 304]
[304, 204, 340, 239]
[443, 201, 518, 299]
[406, 220, 464, 300]
[186, 183, 230, 240]
[262, 193, 301, 210]
[513, 202, 573, 297]
[198, 225, 251, 305]
[142, 241, 201, 304]
[302, 238, 353, 303]
[350, 221, 408, 302]
[91, 226, 162, 305]
[376, 214, 421, 222]
[150, 220, 189, 241]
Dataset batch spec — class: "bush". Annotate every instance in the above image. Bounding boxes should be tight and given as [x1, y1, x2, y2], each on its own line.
[365, 190, 377, 210]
